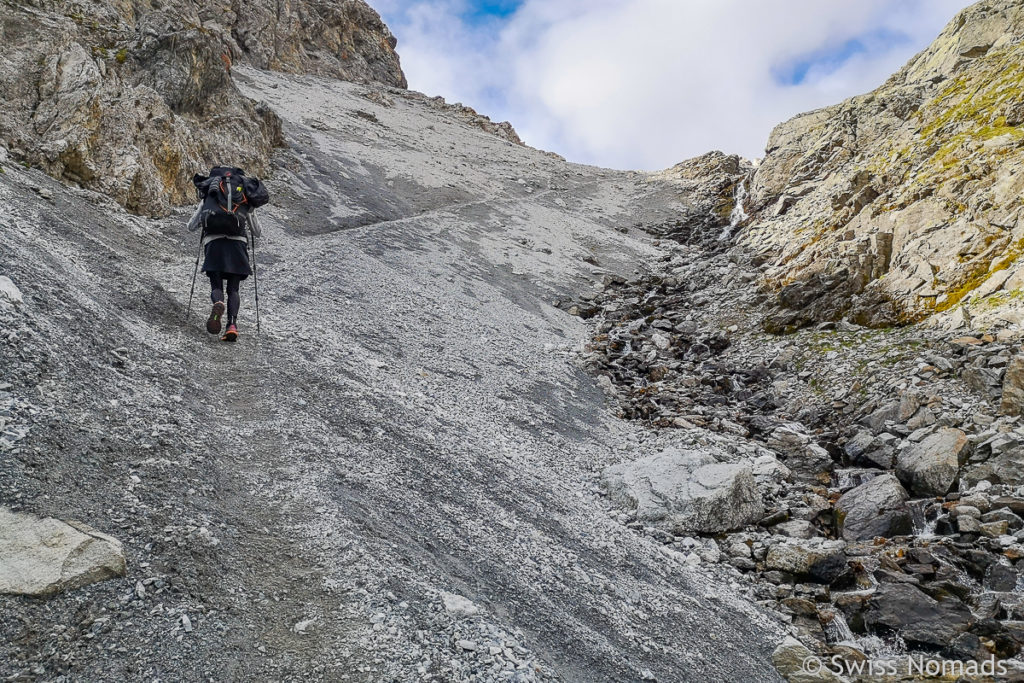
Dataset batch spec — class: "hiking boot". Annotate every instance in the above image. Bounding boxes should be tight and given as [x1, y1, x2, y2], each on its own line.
[220, 323, 239, 343]
[206, 301, 226, 334]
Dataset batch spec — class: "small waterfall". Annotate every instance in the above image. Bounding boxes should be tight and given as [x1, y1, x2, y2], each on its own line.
[908, 499, 937, 538]
[857, 633, 908, 658]
[719, 177, 749, 241]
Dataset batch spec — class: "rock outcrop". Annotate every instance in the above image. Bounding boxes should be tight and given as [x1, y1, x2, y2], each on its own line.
[648, 151, 752, 249]
[743, 0, 1024, 333]
[0, 508, 125, 597]
[0, 0, 405, 215]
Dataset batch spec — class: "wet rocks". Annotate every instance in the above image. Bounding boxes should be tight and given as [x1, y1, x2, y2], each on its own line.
[0, 507, 126, 597]
[602, 448, 763, 533]
[835, 474, 912, 541]
[895, 427, 968, 496]
[862, 582, 974, 650]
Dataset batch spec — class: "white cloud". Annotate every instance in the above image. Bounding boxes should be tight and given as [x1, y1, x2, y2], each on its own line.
[374, 0, 973, 170]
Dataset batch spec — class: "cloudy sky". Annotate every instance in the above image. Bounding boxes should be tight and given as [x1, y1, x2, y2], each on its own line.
[372, 0, 973, 170]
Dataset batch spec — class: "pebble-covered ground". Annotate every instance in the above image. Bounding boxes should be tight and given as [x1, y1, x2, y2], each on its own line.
[0, 69, 786, 682]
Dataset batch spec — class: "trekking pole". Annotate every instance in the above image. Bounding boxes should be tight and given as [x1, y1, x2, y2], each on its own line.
[250, 219, 261, 337]
[186, 228, 204, 321]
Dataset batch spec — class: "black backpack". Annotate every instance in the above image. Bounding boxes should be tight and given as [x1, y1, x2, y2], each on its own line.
[192, 166, 269, 237]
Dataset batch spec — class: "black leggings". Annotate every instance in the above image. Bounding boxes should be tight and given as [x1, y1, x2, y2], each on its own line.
[209, 274, 242, 324]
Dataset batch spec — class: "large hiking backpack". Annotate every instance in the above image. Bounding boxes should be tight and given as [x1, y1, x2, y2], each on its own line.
[191, 166, 269, 237]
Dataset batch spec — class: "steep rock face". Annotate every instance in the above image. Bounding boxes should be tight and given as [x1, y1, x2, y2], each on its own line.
[743, 0, 1024, 333]
[648, 151, 751, 249]
[0, 0, 404, 215]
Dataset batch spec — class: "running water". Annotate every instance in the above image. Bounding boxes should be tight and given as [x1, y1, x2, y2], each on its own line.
[821, 609, 857, 645]
[823, 607, 909, 659]
[719, 177, 749, 241]
[908, 499, 938, 539]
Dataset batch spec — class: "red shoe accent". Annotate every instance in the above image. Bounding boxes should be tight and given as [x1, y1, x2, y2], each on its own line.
[220, 324, 239, 342]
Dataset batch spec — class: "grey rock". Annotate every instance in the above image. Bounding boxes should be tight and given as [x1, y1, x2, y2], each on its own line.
[957, 515, 981, 534]
[771, 636, 847, 683]
[765, 538, 847, 583]
[0, 275, 22, 305]
[895, 427, 968, 496]
[786, 444, 834, 484]
[441, 592, 479, 618]
[602, 448, 764, 533]
[985, 563, 1019, 591]
[1002, 355, 1024, 416]
[980, 520, 1009, 537]
[842, 431, 874, 459]
[774, 520, 816, 539]
[0, 507, 126, 596]
[862, 583, 974, 650]
[963, 445, 1024, 487]
[834, 468, 881, 492]
[835, 474, 912, 541]
[953, 505, 982, 518]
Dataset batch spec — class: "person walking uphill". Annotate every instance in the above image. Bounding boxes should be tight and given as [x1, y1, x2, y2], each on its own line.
[187, 166, 269, 341]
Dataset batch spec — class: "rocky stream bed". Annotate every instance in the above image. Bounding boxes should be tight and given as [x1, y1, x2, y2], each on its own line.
[573, 224, 1024, 679]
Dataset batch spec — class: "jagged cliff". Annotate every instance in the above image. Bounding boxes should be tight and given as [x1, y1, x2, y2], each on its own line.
[0, 0, 405, 215]
[742, 0, 1024, 334]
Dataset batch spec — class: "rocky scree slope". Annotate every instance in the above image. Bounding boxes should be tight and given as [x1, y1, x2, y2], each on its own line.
[739, 0, 1024, 334]
[0, 55, 788, 683]
[0, 0, 404, 216]
[579, 232, 1024, 677]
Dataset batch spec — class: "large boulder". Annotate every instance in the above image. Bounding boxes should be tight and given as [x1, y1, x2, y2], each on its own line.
[602, 448, 763, 533]
[835, 474, 913, 541]
[895, 427, 968, 496]
[765, 537, 848, 583]
[0, 507, 126, 597]
[861, 582, 974, 650]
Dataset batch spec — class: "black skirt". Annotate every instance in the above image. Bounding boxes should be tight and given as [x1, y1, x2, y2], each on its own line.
[202, 238, 251, 279]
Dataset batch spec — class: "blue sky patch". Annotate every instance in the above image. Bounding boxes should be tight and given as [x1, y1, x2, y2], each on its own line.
[462, 0, 523, 23]
[772, 28, 911, 85]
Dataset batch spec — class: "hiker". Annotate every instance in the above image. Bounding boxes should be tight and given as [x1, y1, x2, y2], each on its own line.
[187, 166, 269, 341]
